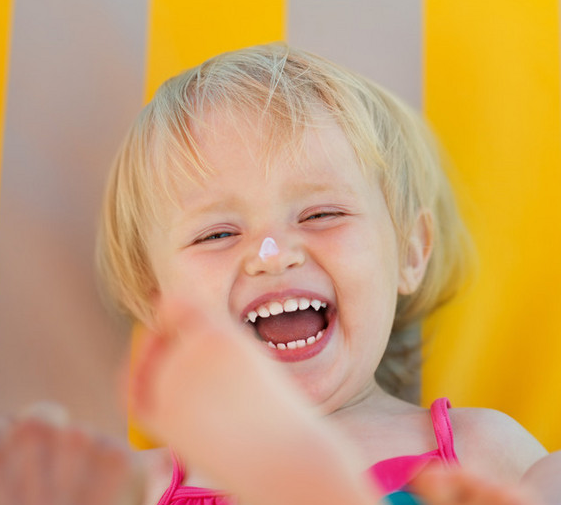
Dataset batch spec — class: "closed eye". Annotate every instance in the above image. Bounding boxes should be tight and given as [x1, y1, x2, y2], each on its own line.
[302, 211, 345, 222]
[194, 231, 237, 244]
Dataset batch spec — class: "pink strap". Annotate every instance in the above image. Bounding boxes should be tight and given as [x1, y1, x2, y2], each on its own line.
[157, 450, 185, 505]
[430, 398, 459, 464]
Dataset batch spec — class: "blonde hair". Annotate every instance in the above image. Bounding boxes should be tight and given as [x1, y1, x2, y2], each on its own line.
[97, 44, 471, 397]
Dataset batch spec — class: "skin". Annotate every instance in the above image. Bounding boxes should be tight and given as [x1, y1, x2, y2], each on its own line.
[0, 340, 551, 505]
[522, 451, 561, 505]
[145, 109, 546, 485]
[410, 465, 543, 505]
[0, 414, 144, 505]
[130, 299, 381, 505]
[147, 110, 425, 417]
[0, 109, 550, 505]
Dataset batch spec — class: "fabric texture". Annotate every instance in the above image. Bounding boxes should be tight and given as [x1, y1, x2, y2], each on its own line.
[157, 398, 458, 504]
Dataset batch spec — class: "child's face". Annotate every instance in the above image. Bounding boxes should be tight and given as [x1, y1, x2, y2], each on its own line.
[147, 110, 411, 414]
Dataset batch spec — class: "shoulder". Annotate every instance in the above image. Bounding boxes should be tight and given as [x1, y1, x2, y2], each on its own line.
[448, 407, 547, 482]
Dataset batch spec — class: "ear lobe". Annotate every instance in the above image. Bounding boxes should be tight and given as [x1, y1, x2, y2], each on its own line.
[398, 210, 434, 295]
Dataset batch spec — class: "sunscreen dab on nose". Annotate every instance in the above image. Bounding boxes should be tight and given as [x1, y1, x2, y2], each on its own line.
[259, 237, 279, 260]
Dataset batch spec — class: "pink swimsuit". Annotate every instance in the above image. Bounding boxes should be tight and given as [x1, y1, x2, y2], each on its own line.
[157, 398, 459, 504]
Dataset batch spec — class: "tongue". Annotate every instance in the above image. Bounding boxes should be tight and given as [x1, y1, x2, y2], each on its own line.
[255, 308, 325, 344]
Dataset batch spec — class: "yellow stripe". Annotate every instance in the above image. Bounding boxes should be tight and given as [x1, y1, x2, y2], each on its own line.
[145, 0, 285, 101]
[423, 1, 561, 450]
[130, 0, 286, 449]
[0, 0, 13, 190]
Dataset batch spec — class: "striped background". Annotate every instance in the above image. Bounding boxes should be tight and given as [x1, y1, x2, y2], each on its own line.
[1, 1, 559, 451]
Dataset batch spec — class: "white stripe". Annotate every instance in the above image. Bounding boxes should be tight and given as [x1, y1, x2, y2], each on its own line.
[287, 0, 422, 109]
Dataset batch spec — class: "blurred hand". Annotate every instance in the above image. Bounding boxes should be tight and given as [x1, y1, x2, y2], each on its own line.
[0, 402, 144, 505]
[129, 297, 380, 505]
[411, 465, 543, 505]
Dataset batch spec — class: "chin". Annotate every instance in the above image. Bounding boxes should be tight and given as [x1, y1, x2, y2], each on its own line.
[284, 369, 345, 414]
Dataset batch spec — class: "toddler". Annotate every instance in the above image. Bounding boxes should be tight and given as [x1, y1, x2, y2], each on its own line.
[96, 44, 549, 503]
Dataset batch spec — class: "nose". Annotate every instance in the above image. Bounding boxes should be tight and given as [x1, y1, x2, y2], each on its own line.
[244, 236, 305, 276]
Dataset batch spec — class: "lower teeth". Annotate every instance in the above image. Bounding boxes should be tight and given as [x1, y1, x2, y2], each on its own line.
[266, 330, 324, 350]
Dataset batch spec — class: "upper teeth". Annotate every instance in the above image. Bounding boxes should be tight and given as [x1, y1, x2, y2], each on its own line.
[245, 297, 327, 323]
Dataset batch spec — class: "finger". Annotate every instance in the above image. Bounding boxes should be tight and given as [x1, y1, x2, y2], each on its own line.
[410, 466, 456, 505]
[0, 423, 16, 505]
[0, 401, 69, 505]
[0, 416, 13, 439]
[18, 401, 69, 427]
[411, 467, 537, 505]
[8, 419, 57, 505]
[411, 465, 482, 504]
[82, 439, 142, 505]
[15, 401, 72, 504]
[50, 427, 94, 505]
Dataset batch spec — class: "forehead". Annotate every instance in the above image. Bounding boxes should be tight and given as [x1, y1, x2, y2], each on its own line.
[196, 107, 369, 181]
[149, 106, 379, 225]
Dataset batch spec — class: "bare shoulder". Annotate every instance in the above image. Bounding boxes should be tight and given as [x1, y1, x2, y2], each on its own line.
[449, 407, 547, 481]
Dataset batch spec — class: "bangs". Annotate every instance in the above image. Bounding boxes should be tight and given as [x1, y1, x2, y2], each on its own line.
[142, 44, 389, 220]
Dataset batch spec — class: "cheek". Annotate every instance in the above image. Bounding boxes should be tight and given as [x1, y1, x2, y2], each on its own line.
[158, 255, 232, 307]
[320, 223, 400, 287]
[325, 226, 400, 330]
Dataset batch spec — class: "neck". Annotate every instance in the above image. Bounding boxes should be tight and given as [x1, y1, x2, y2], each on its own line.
[323, 381, 424, 463]
[327, 381, 410, 422]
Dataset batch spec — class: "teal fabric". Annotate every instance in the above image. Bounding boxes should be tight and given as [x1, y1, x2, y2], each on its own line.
[383, 491, 424, 504]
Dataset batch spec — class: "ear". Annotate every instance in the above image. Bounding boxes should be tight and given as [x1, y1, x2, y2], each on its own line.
[398, 210, 434, 295]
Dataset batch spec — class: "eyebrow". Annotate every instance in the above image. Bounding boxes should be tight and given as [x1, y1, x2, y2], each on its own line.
[182, 179, 358, 219]
[284, 180, 357, 199]
[181, 196, 243, 218]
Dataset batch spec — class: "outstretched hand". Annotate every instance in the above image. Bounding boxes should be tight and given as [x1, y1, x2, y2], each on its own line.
[3, 299, 549, 505]
[411, 465, 544, 505]
[0, 403, 143, 505]
[129, 296, 381, 505]
[129, 298, 553, 505]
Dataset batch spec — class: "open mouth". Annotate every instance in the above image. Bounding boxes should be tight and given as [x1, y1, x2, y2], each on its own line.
[243, 296, 332, 360]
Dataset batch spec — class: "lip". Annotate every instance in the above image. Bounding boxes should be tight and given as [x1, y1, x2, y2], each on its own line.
[240, 289, 336, 363]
